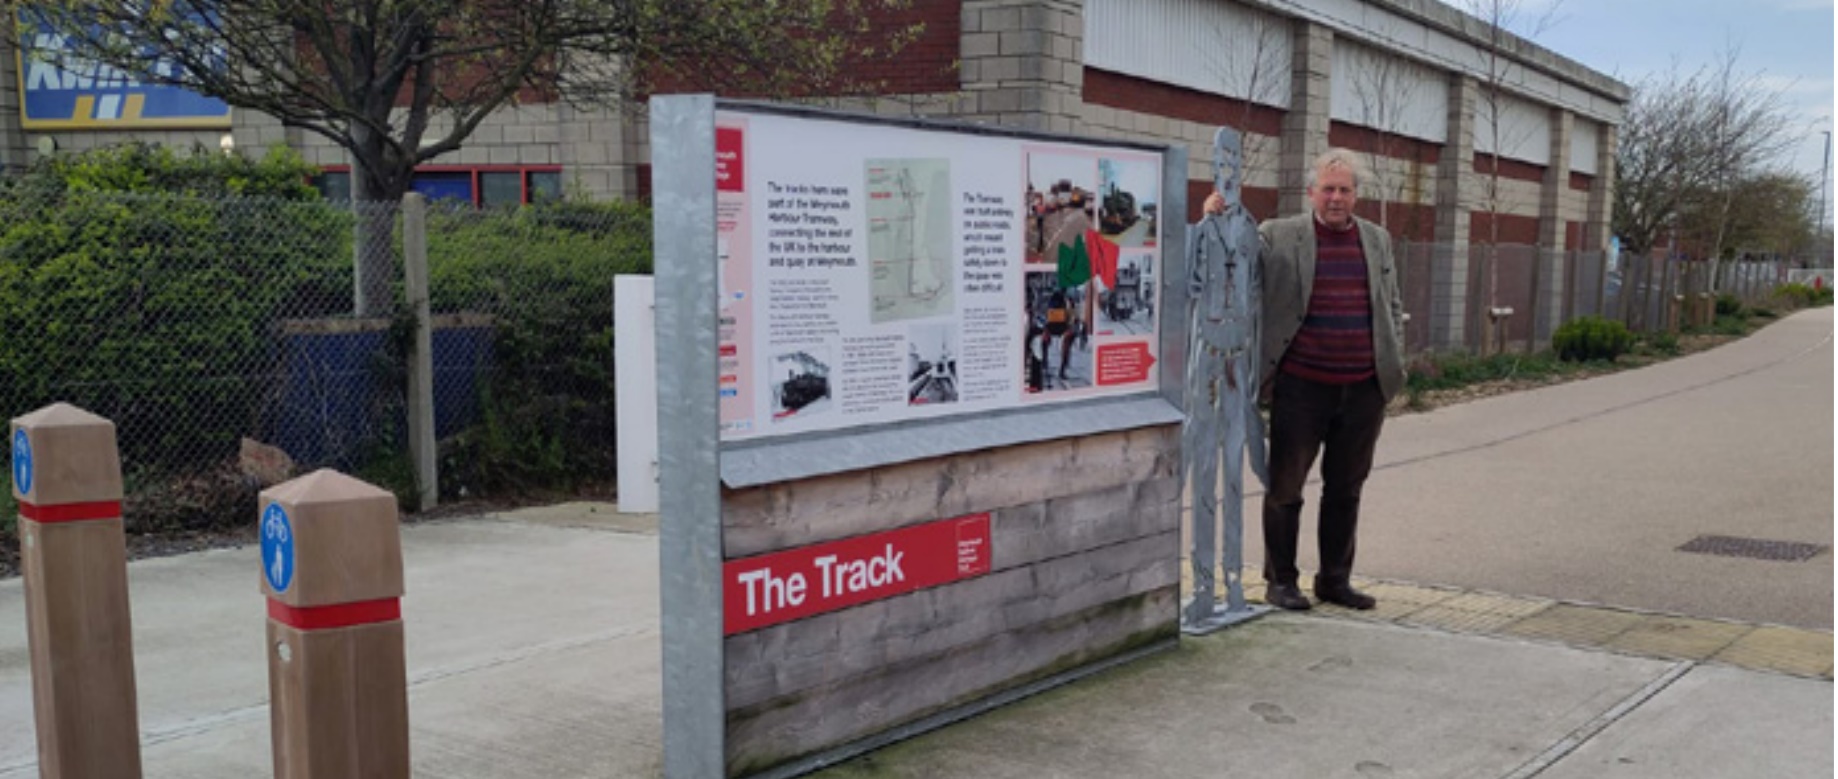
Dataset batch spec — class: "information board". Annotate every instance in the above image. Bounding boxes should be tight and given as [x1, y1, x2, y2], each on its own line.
[717, 109, 1165, 441]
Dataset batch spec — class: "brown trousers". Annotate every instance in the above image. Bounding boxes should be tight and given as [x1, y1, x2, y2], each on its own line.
[1262, 371, 1387, 588]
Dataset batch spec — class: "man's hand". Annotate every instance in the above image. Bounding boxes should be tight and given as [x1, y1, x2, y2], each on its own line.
[1203, 192, 1226, 216]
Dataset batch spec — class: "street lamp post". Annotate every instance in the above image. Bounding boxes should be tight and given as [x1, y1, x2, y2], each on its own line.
[1818, 130, 1831, 265]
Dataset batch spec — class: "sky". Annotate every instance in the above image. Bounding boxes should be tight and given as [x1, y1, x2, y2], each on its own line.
[1502, 0, 1836, 209]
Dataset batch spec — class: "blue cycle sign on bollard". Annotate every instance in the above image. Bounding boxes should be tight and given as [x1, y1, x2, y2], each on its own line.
[11, 429, 30, 494]
[261, 502, 294, 592]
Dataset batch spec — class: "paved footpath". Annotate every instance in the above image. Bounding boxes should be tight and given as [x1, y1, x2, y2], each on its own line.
[0, 313, 1828, 778]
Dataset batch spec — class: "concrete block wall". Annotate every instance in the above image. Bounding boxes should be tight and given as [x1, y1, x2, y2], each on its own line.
[721, 425, 1182, 776]
[959, 0, 1085, 134]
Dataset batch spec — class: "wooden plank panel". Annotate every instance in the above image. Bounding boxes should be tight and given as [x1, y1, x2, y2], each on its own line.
[723, 425, 1179, 557]
[22, 519, 141, 779]
[990, 476, 1181, 570]
[269, 621, 409, 779]
[725, 586, 1179, 777]
[725, 529, 1178, 711]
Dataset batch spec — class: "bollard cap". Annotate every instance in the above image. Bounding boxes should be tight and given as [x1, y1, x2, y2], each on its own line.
[259, 469, 404, 608]
[10, 403, 122, 507]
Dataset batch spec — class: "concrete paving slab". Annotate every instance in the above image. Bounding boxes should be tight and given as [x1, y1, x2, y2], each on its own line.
[1603, 615, 1750, 661]
[1501, 603, 1647, 646]
[811, 615, 1677, 779]
[135, 636, 663, 778]
[0, 517, 655, 778]
[1535, 664, 1834, 779]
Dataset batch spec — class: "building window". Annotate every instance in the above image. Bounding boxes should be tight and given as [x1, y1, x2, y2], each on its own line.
[528, 171, 563, 203]
[311, 166, 564, 207]
[480, 171, 523, 208]
[312, 171, 351, 201]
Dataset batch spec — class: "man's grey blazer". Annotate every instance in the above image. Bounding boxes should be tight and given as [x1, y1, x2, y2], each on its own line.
[1256, 213, 1408, 401]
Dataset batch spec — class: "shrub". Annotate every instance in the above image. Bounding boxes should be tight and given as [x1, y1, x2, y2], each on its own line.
[1774, 282, 1833, 308]
[1552, 316, 1634, 362]
[1643, 331, 1680, 356]
[0, 146, 350, 476]
[427, 200, 653, 498]
[1715, 293, 1742, 317]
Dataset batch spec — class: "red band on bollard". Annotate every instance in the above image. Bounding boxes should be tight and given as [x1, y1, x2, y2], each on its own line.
[267, 597, 401, 630]
[17, 500, 123, 523]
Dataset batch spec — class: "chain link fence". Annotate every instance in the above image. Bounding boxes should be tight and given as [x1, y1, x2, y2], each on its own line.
[0, 189, 648, 536]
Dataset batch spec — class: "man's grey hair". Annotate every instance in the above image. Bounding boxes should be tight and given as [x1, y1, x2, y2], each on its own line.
[1305, 148, 1365, 194]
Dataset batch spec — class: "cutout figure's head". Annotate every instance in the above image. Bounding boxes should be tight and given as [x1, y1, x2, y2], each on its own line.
[1213, 127, 1244, 205]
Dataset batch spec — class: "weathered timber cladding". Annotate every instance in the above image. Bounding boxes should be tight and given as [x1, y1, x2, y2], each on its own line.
[727, 587, 1179, 777]
[721, 424, 1182, 777]
[723, 425, 1180, 557]
[725, 526, 1178, 709]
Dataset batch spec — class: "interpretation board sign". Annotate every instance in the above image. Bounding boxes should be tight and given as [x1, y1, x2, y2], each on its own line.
[722, 513, 991, 635]
[715, 108, 1166, 441]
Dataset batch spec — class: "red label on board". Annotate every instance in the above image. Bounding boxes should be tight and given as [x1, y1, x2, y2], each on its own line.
[1096, 341, 1157, 385]
[723, 513, 992, 635]
[716, 127, 745, 192]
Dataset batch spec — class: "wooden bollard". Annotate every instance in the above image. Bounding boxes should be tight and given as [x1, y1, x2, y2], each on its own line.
[260, 469, 409, 779]
[11, 403, 142, 779]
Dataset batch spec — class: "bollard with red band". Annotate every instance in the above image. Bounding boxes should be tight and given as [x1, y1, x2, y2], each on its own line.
[11, 403, 143, 779]
[260, 469, 409, 779]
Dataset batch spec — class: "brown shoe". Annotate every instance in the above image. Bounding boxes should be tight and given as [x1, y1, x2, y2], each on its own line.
[1314, 582, 1377, 610]
[1264, 583, 1312, 611]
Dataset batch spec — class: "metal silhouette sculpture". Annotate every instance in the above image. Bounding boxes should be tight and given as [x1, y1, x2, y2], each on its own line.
[1182, 126, 1271, 633]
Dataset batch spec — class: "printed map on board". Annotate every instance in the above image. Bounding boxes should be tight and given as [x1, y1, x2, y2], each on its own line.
[866, 159, 953, 323]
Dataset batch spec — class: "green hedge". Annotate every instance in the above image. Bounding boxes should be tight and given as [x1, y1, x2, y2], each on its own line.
[426, 201, 653, 497]
[0, 145, 351, 473]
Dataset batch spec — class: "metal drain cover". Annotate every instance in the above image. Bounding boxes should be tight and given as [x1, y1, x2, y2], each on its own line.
[1677, 535, 1827, 562]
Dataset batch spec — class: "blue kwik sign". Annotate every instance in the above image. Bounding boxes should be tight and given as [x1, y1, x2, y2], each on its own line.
[15, 11, 231, 129]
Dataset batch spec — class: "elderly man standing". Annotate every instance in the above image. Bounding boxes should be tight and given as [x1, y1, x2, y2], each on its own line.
[1206, 147, 1407, 611]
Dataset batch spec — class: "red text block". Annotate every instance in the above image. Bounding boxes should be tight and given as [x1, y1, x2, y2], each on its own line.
[1096, 341, 1157, 385]
[723, 513, 992, 635]
[716, 127, 745, 193]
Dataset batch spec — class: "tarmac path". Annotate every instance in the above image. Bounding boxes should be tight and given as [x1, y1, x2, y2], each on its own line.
[1246, 307, 1834, 629]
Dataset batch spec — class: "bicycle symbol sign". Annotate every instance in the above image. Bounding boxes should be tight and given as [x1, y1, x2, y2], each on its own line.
[11, 430, 30, 495]
[261, 503, 294, 592]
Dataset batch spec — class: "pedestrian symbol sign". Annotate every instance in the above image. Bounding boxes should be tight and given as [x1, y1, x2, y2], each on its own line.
[261, 503, 294, 592]
[11, 429, 30, 495]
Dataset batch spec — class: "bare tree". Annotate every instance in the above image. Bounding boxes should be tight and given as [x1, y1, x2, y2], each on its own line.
[1455, 0, 1562, 349]
[1613, 48, 1801, 268]
[1203, 9, 1289, 214]
[1345, 43, 1428, 236]
[1459, 0, 1562, 246]
[15, 0, 915, 315]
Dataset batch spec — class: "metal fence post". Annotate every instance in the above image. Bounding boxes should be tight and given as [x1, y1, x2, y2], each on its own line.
[402, 193, 437, 511]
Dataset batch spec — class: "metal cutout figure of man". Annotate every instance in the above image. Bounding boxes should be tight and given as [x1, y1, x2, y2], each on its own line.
[1182, 127, 1269, 631]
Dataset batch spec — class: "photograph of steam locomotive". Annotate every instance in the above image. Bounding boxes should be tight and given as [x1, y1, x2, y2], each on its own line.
[1097, 157, 1159, 250]
[771, 349, 832, 420]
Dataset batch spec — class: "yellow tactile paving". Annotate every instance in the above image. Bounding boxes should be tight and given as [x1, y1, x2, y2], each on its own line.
[1499, 603, 1645, 647]
[1712, 626, 1835, 679]
[1435, 591, 1552, 618]
[1401, 604, 1536, 634]
[1601, 615, 1751, 661]
[1178, 568, 1830, 679]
